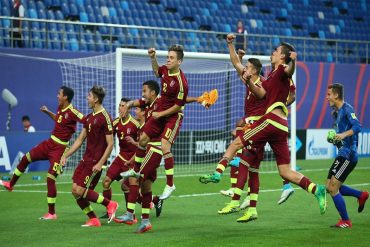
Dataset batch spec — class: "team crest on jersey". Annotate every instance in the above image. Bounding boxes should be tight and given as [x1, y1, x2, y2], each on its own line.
[127, 128, 131, 134]
[94, 119, 97, 125]
[65, 113, 69, 119]
[170, 80, 175, 87]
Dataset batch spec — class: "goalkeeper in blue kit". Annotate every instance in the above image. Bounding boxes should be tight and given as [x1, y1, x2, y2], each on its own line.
[325, 83, 368, 228]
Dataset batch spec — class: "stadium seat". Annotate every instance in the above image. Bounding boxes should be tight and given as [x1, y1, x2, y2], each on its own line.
[80, 12, 88, 22]
[28, 9, 38, 19]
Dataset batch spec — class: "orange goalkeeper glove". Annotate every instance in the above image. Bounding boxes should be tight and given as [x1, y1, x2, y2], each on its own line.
[204, 89, 218, 109]
[197, 91, 210, 104]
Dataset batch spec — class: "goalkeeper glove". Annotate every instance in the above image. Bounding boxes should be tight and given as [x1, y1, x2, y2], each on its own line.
[327, 129, 343, 148]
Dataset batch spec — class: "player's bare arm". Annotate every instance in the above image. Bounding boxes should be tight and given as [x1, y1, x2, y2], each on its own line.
[122, 99, 140, 117]
[148, 48, 160, 77]
[284, 51, 297, 77]
[243, 72, 266, 99]
[40, 105, 56, 120]
[60, 128, 87, 166]
[227, 33, 244, 75]
[152, 104, 182, 119]
[92, 133, 113, 172]
[286, 89, 296, 106]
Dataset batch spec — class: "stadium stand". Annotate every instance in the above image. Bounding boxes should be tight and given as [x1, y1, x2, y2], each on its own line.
[0, 0, 368, 63]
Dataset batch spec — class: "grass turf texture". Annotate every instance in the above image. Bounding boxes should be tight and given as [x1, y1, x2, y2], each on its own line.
[1, 158, 370, 247]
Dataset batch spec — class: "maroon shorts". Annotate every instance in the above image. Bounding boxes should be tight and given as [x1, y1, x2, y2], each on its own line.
[29, 138, 68, 177]
[142, 113, 183, 145]
[240, 145, 264, 169]
[134, 144, 162, 182]
[106, 153, 134, 181]
[238, 112, 290, 165]
[72, 160, 102, 189]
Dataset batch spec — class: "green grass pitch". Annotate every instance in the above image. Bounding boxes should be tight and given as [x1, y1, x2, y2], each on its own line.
[1, 158, 370, 247]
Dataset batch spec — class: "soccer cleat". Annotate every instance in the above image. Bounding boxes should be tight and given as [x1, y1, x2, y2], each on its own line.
[0, 180, 13, 192]
[331, 219, 352, 228]
[39, 213, 57, 220]
[81, 218, 101, 227]
[135, 221, 152, 234]
[99, 212, 109, 219]
[120, 169, 140, 179]
[199, 172, 221, 184]
[159, 185, 176, 200]
[237, 209, 258, 223]
[240, 196, 250, 210]
[358, 191, 369, 213]
[155, 199, 164, 217]
[220, 188, 235, 197]
[314, 184, 327, 215]
[106, 201, 119, 223]
[113, 213, 137, 225]
[277, 184, 295, 205]
[218, 201, 240, 214]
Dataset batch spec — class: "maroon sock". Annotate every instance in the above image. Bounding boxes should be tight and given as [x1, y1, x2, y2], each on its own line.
[216, 158, 229, 174]
[164, 152, 174, 186]
[127, 184, 139, 213]
[142, 191, 152, 219]
[76, 198, 96, 219]
[103, 188, 112, 201]
[231, 164, 248, 201]
[85, 189, 109, 206]
[299, 176, 316, 194]
[46, 177, 57, 214]
[10, 156, 30, 187]
[249, 170, 260, 207]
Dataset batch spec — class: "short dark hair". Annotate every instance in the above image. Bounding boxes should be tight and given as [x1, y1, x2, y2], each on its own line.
[120, 97, 131, 102]
[90, 85, 106, 104]
[248, 58, 262, 75]
[280, 42, 296, 64]
[61, 86, 74, 102]
[143, 80, 160, 95]
[169, 44, 184, 61]
[22, 115, 30, 121]
[328, 83, 344, 100]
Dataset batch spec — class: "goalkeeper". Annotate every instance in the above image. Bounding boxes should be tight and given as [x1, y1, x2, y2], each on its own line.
[325, 83, 368, 228]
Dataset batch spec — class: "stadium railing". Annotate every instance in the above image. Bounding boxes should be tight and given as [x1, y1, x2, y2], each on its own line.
[0, 16, 369, 64]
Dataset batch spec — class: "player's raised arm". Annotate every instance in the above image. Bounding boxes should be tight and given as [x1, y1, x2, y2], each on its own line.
[122, 99, 141, 117]
[40, 105, 56, 120]
[226, 33, 245, 76]
[286, 79, 296, 106]
[148, 48, 160, 77]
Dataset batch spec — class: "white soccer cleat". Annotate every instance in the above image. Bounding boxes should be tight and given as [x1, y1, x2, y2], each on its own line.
[220, 188, 235, 197]
[240, 196, 250, 209]
[278, 186, 295, 205]
[120, 169, 140, 179]
[159, 184, 176, 200]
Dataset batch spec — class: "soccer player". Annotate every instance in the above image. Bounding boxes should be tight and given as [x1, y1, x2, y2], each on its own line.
[121, 45, 189, 201]
[61, 86, 118, 227]
[99, 97, 140, 218]
[204, 42, 327, 222]
[0, 86, 84, 220]
[325, 83, 368, 228]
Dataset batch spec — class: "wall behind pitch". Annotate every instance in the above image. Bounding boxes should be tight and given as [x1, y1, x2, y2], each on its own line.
[0, 48, 369, 132]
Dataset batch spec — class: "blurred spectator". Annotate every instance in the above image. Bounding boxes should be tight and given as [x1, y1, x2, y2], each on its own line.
[22, 115, 36, 132]
[235, 20, 247, 51]
[10, 0, 25, 48]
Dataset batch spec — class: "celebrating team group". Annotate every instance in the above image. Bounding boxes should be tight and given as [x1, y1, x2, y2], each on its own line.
[1, 33, 368, 233]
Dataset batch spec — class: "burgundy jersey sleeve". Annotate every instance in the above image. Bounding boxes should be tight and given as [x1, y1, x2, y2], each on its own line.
[158, 65, 167, 77]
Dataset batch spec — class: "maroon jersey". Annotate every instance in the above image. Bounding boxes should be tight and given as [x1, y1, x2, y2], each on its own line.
[263, 64, 291, 116]
[83, 108, 113, 162]
[245, 76, 267, 118]
[112, 114, 140, 158]
[157, 65, 188, 113]
[51, 104, 84, 143]
[139, 97, 161, 142]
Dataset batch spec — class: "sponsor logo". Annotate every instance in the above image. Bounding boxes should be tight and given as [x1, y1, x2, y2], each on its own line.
[0, 136, 11, 171]
[195, 140, 226, 154]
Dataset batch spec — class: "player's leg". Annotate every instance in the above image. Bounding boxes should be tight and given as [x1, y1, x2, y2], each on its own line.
[218, 161, 249, 214]
[277, 178, 295, 205]
[159, 114, 183, 200]
[73, 161, 118, 224]
[136, 180, 153, 233]
[326, 157, 357, 228]
[2, 141, 49, 191]
[339, 185, 369, 213]
[220, 156, 240, 197]
[199, 137, 244, 184]
[114, 176, 139, 225]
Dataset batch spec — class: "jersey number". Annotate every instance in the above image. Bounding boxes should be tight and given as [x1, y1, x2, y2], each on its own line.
[57, 115, 63, 123]
[163, 83, 167, 92]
